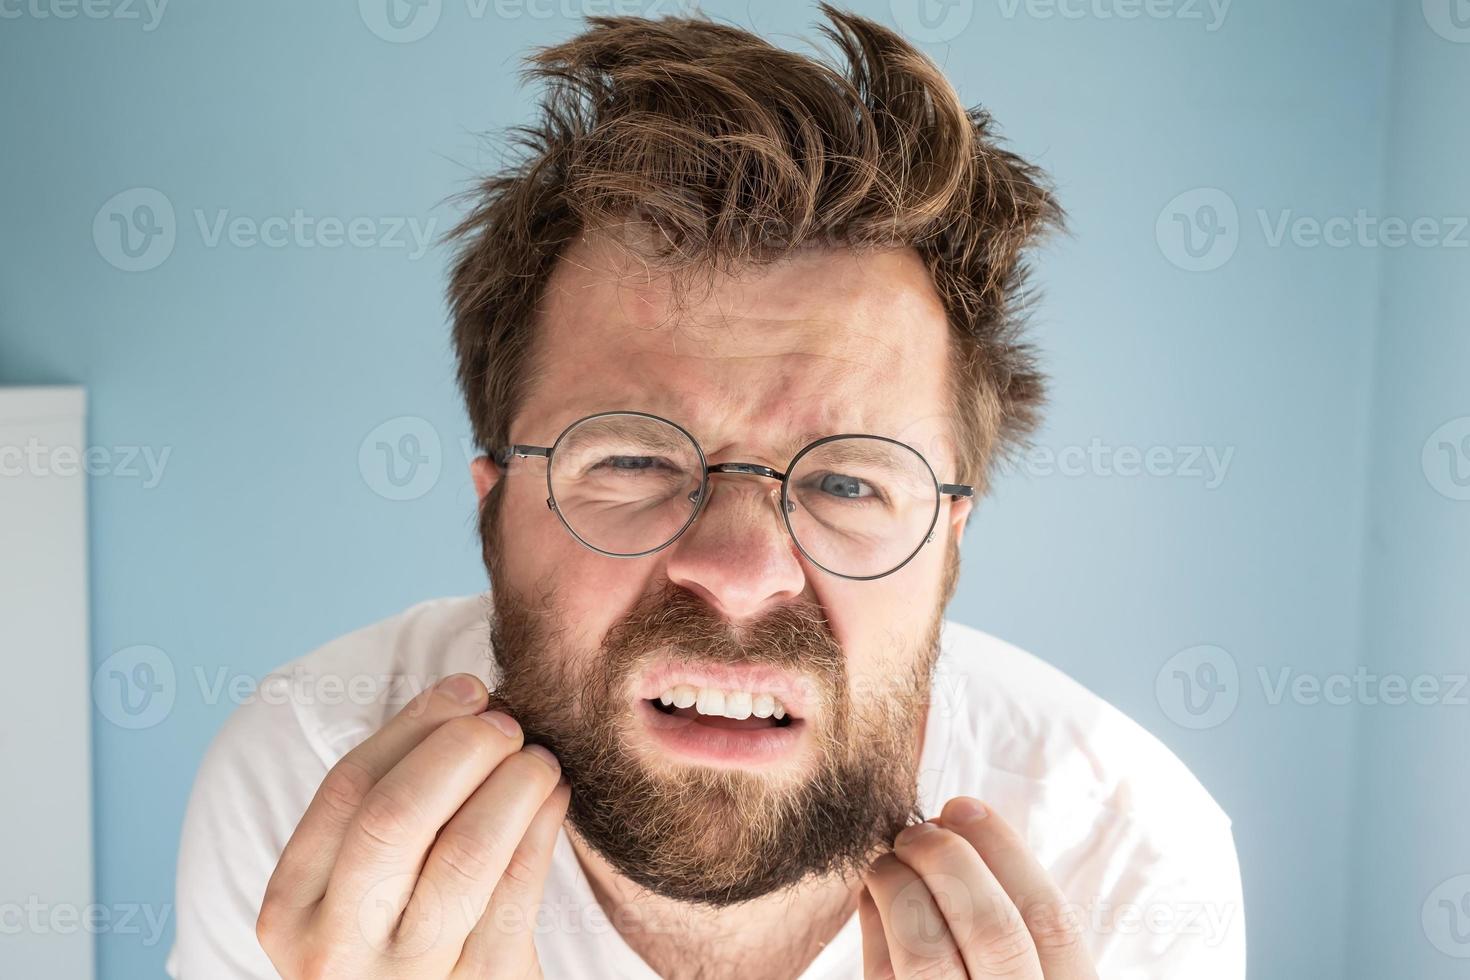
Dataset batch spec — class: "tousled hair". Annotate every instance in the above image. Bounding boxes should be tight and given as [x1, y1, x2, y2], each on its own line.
[448, 4, 1062, 500]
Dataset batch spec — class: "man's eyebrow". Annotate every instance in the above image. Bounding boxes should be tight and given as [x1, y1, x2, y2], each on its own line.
[786, 425, 890, 448]
[602, 422, 839, 459]
[562, 415, 696, 454]
[795, 438, 928, 485]
[545, 413, 895, 459]
[801, 438, 898, 464]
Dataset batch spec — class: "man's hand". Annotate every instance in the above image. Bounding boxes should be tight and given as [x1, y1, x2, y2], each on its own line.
[859, 797, 1098, 979]
[256, 673, 569, 979]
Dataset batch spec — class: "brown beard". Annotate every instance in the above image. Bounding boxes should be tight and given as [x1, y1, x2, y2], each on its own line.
[482, 495, 954, 907]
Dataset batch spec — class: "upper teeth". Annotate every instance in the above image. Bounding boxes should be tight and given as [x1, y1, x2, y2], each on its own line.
[658, 685, 787, 721]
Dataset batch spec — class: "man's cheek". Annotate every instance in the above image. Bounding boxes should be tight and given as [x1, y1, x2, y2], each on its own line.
[849, 656, 899, 708]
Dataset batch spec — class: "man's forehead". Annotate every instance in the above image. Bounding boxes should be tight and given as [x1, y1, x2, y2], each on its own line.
[527, 388, 883, 457]
[539, 231, 944, 344]
[519, 233, 955, 451]
[541, 278, 909, 367]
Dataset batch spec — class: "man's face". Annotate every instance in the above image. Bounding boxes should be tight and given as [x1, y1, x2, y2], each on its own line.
[475, 231, 973, 905]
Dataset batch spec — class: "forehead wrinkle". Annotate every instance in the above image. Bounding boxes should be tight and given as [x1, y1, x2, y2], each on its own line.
[655, 311, 892, 361]
[533, 330, 908, 449]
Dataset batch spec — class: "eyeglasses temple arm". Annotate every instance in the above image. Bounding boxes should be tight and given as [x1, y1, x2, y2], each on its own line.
[940, 483, 974, 499]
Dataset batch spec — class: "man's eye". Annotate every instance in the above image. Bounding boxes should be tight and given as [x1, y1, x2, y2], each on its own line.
[814, 473, 878, 500]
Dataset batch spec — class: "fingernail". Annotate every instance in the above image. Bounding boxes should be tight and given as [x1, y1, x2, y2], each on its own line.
[946, 798, 988, 823]
[522, 743, 560, 774]
[440, 673, 484, 705]
[897, 820, 939, 844]
[479, 710, 520, 738]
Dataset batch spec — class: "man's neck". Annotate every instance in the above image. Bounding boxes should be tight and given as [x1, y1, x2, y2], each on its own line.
[568, 832, 863, 980]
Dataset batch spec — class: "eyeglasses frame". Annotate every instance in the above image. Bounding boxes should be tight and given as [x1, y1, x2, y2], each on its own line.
[492, 410, 974, 582]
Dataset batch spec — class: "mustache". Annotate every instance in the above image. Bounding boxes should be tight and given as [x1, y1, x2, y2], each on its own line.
[599, 579, 846, 676]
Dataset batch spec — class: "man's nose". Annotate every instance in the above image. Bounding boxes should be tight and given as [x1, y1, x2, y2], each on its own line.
[663, 478, 807, 624]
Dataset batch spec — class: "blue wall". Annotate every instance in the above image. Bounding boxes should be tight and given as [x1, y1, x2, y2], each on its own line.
[1345, 1, 1470, 976]
[0, 1, 1457, 976]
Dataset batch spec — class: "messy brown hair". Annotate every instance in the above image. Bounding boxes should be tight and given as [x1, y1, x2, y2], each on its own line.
[448, 4, 1062, 509]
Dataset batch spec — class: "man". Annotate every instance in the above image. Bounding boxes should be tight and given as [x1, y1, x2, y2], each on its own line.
[170, 7, 1244, 978]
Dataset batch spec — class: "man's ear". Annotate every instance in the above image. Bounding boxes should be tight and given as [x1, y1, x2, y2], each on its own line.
[470, 455, 502, 503]
[949, 494, 973, 539]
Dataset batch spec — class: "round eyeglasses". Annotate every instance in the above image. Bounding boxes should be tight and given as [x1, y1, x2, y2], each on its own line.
[492, 411, 973, 581]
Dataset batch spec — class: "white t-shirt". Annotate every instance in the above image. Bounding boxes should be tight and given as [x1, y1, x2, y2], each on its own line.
[167, 595, 1246, 979]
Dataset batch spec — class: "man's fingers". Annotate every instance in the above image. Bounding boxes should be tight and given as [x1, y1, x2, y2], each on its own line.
[892, 821, 1041, 979]
[455, 778, 571, 978]
[317, 706, 526, 946]
[861, 852, 968, 979]
[858, 884, 897, 980]
[399, 743, 562, 961]
[264, 674, 490, 917]
[939, 798, 1097, 980]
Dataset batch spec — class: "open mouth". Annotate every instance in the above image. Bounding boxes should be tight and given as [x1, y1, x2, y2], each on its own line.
[646, 685, 796, 730]
[635, 676, 808, 766]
